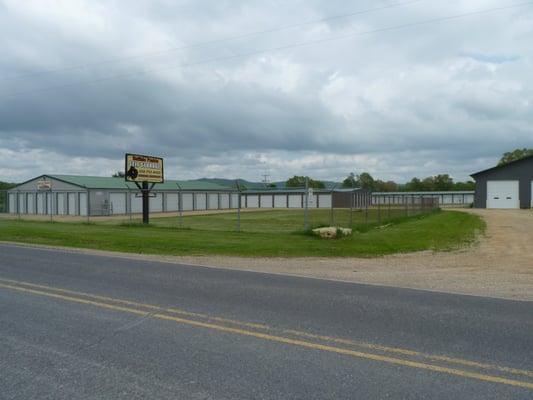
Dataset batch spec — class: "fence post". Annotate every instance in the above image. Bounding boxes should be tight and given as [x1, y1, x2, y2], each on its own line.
[349, 190, 354, 227]
[235, 180, 241, 232]
[176, 183, 183, 228]
[304, 177, 309, 231]
[85, 190, 89, 224]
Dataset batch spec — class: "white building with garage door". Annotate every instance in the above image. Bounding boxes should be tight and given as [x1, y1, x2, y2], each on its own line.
[471, 155, 533, 209]
[7, 175, 237, 216]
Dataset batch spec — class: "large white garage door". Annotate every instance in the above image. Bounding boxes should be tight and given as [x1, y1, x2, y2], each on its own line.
[487, 181, 519, 209]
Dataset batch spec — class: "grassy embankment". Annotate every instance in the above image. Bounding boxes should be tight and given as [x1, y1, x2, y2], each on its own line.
[0, 209, 485, 257]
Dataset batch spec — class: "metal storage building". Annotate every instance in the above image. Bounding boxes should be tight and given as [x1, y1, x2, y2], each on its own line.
[471, 155, 533, 209]
[7, 175, 236, 216]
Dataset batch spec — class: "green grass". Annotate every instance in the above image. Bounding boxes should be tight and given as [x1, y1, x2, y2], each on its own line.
[0, 210, 485, 257]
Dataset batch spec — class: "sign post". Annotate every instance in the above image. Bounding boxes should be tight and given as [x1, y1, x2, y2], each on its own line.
[124, 153, 164, 224]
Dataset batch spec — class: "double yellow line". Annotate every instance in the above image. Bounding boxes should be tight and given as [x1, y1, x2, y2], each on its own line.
[1, 277, 532, 390]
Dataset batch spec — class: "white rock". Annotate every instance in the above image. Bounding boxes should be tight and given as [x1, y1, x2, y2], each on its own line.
[312, 227, 352, 239]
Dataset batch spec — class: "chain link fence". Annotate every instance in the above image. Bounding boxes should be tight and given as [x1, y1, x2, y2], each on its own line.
[1, 188, 439, 233]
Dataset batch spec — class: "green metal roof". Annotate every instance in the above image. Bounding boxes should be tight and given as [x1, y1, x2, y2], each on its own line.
[47, 175, 233, 191]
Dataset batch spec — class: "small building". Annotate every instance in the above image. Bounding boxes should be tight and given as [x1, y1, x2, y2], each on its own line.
[471, 155, 533, 209]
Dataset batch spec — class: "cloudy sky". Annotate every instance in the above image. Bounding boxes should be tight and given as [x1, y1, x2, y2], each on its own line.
[1, 0, 532, 183]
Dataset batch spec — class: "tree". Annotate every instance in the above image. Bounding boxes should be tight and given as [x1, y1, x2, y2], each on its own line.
[356, 172, 376, 191]
[375, 180, 398, 192]
[432, 174, 454, 191]
[498, 148, 533, 166]
[285, 176, 325, 189]
[342, 173, 357, 188]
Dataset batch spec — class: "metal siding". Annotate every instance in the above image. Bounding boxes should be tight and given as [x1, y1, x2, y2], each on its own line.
[230, 194, 239, 209]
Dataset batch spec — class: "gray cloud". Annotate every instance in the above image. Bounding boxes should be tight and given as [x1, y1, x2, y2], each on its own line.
[1, 0, 533, 183]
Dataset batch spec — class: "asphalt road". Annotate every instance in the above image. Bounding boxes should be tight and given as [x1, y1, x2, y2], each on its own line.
[1, 243, 532, 399]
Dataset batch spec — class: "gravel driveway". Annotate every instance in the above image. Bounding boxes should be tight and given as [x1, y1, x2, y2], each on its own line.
[153, 209, 533, 301]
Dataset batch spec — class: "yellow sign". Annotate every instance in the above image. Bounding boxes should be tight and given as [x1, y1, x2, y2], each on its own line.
[125, 153, 164, 183]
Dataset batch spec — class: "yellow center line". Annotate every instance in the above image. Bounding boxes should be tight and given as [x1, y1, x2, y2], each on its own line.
[2, 278, 533, 380]
[0, 281, 532, 390]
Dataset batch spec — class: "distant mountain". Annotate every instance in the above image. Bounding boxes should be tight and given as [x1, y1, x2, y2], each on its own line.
[191, 178, 341, 190]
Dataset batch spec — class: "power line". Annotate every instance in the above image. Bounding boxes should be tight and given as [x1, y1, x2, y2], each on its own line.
[2, 0, 424, 81]
[3, 1, 532, 100]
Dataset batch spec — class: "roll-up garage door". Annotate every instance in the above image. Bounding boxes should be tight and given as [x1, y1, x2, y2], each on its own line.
[110, 193, 126, 214]
[150, 193, 163, 212]
[166, 193, 179, 212]
[131, 193, 142, 213]
[57, 193, 65, 214]
[260, 195, 273, 208]
[246, 195, 259, 208]
[67, 193, 77, 215]
[182, 194, 193, 211]
[220, 194, 230, 209]
[27, 194, 35, 214]
[79, 193, 88, 216]
[208, 194, 219, 210]
[195, 193, 207, 210]
[288, 194, 302, 208]
[487, 181, 519, 209]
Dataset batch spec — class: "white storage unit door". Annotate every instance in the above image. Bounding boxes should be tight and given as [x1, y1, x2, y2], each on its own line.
[131, 193, 142, 213]
[208, 193, 219, 210]
[182, 194, 193, 211]
[288, 194, 302, 208]
[57, 193, 65, 214]
[260, 195, 273, 208]
[150, 193, 163, 212]
[194, 193, 207, 210]
[37, 193, 46, 214]
[274, 195, 286, 208]
[67, 193, 77, 215]
[166, 193, 179, 212]
[79, 193, 88, 216]
[47, 193, 53, 214]
[18, 194, 25, 214]
[110, 193, 126, 214]
[318, 194, 331, 208]
[27, 194, 35, 214]
[486, 181, 519, 209]
[220, 194, 230, 209]
[9, 193, 16, 213]
[230, 194, 239, 208]
[246, 195, 259, 208]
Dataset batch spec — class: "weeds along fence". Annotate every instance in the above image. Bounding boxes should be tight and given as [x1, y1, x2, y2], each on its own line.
[0, 187, 439, 233]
